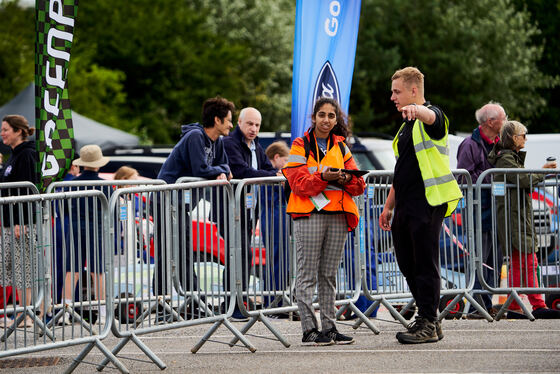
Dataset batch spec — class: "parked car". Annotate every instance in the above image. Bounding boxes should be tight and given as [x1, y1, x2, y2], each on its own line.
[258, 131, 391, 171]
[99, 155, 168, 179]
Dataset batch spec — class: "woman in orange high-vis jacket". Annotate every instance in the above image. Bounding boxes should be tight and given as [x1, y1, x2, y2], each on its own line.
[282, 97, 365, 346]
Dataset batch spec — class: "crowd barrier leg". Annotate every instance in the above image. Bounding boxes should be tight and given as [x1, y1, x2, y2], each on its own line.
[334, 298, 380, 334]
[1, 305, 54, 342]
[65, 339, 129, 374]
[462, 292, 493, 321]
[227, 311, 291, 348]
[227, 316, 259, 347]
[96, 333, 167, 371]
[258, 312, 291, 347]
[494, 290, 535, 321]
[345, 302, 380, 334]
[351, 297, 408, 328]
[334, 298, 382, 333]
[191, 317, 257, 353]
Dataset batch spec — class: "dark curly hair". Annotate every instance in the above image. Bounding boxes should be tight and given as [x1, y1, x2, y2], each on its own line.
[201, 96, 235, 128]
[310, 97, 351, 139]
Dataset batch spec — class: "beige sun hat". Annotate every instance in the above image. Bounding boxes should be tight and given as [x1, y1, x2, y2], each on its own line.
[72, 144, 110, 168]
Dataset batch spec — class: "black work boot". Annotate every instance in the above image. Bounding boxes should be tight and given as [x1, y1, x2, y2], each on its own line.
[396, 317, 438, 344]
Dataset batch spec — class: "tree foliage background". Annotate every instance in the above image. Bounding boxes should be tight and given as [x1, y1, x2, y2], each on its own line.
[0, 0, 558, 144]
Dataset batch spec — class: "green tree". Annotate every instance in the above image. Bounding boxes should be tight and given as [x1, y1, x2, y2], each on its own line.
[351, 0, 557, 135]
[74, 1, 252, 144]
[510, 0, 560, 133]
[0, 0, 133, 140]
[68, 53, 135, 135]
[0, 1, 34, 106]
[192, 0, 295, 131]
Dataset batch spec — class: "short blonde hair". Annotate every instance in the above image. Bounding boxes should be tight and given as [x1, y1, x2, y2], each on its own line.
[114, 166, 138, 180]
[392, 67, 424, 95]
[499, 120, 527, 150]
[265, 141, 290, 160]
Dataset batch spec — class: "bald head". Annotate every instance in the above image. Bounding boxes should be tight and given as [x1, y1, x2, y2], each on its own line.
[238, 107, 262, 144]
[475, 102, 507, 139]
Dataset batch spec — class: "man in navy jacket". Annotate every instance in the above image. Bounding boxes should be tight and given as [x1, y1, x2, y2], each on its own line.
[223, 107, 278, 319]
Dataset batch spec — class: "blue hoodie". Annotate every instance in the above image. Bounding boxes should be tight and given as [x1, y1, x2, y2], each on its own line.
[157, 123, 230, 184]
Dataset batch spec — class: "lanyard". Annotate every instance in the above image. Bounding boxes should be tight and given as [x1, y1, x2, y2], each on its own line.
[314, 134, 330, 173]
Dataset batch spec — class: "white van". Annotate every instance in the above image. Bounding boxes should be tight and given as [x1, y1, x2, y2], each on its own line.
[520, 133, 560, 169]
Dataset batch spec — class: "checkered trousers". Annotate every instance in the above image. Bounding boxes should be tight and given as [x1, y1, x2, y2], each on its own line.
[293, 213, 348, 333]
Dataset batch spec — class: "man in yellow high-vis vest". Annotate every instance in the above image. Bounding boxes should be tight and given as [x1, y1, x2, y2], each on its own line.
[379, 67, 462, 344]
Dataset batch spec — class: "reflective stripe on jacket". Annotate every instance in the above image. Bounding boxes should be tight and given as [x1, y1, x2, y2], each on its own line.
[393, 114, 463, 217]
[282, 130, 364, 230]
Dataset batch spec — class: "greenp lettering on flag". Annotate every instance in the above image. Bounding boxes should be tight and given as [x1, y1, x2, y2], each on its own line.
[35, 0, 78, 190]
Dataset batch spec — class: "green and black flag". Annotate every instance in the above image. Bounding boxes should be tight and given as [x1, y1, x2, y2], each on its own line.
[35, 0, 78, 190]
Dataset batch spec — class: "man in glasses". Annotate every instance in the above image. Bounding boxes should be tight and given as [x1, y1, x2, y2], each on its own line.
[457, 102, 507, 319]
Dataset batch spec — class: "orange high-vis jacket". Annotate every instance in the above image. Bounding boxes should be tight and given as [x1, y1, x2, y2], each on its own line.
[282, 130, 365, 230]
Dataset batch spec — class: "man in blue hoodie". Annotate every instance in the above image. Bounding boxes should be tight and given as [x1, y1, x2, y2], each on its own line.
[153, 97, 234, 322]
[158, 97, 234, 183]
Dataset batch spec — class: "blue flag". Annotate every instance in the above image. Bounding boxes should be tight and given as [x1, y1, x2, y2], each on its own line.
[291, 0, 362, 142]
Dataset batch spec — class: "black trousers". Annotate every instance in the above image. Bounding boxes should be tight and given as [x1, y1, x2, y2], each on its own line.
[392, 200, 446, 321]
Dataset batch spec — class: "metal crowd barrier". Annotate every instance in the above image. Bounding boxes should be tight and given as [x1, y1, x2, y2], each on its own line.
[15, 166, 558, 367]
[351, 169, 488, 330]
[227, 177, 295, 347]
[97, 180, 254, 372]
[226, 176, 379, 348]
[0, 190, 129, 373]
[0, 181, 40, 196]
[476, 169, 560, 320]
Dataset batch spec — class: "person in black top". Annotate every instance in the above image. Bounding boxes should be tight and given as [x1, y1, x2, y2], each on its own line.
[379, 67, 450, 344]
[0, 115, 39, 328]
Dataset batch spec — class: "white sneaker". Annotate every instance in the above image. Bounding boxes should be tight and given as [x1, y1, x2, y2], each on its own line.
[0, 317, 14, 328]
[56, 312, 73, 325]
[98, 314, 107, 326]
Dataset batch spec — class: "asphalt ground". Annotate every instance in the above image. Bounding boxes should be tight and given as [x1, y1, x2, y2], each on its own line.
[1, 306, 559, 373]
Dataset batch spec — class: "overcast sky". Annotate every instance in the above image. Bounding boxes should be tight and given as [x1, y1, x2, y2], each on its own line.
[17, 0, 34, 7]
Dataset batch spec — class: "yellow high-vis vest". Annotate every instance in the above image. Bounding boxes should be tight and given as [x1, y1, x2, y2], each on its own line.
[392, 113, 463, 217]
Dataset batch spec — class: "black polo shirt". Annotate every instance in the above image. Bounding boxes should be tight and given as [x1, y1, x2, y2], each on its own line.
[393, 102, 446, 208]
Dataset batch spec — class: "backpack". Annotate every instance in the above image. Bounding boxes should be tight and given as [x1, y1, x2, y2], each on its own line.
[283, 135, 346, 201]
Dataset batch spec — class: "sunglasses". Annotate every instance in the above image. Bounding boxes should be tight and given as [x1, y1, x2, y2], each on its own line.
[515, 133, 527, 139]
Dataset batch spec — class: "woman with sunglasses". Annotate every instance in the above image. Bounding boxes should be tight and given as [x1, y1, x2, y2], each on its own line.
[488, 120, 559, 318]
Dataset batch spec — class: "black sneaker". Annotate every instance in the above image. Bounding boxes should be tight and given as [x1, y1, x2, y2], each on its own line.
[396, 317, 438, 344]
[466, 310, 486, 320]
[395, 317, 422, 339]
[396, 317, 443, 341]
[324, 327, 355, 345]
[532, 307, 560, 319]
[434, 320, 444, 341]
[302, 328, 334, 346]
[506, 310, 528, 319]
